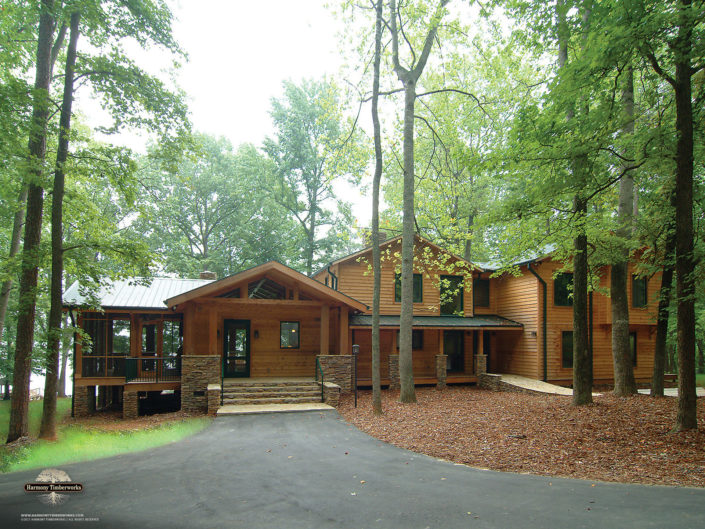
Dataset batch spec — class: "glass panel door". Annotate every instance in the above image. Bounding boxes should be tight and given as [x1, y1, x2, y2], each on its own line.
[223, 320, 250, 378]
[444, 330, 464, 373]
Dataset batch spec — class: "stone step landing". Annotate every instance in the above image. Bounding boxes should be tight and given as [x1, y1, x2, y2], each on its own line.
[220, 378, 322, 406]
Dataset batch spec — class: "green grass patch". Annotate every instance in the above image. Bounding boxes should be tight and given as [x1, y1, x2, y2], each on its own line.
[0, 398, 211, 473]
[697, 373, 705, 389]
[0, 398, 72, 441]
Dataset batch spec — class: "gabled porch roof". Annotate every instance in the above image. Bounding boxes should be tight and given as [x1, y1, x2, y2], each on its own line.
[165, 260, 368, 311]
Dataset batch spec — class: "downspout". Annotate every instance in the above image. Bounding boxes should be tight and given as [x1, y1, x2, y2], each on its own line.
[68, 308, 77, 418]
[527, 263, 547, 382]
[327, 267, 338, 291]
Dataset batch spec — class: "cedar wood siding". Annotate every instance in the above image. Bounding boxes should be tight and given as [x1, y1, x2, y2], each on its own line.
[318, 240, 478, 382]
[492, 272, 540, 378]
[183, 299, 341, 377]
[529, 258, 659, 384]
[316, 242, 474, 317]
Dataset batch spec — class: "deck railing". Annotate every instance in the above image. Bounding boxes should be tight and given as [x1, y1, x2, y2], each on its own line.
[125, 356, 181, 383]
[81, 355, 127, 378]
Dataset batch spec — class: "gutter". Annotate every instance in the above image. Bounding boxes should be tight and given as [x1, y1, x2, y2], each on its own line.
[527, 262, 547, 382]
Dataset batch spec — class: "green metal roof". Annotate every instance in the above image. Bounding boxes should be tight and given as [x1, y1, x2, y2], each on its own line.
[349, 314, 523, 329]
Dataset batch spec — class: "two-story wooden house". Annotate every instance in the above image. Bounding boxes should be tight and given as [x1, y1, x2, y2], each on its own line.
[64, 234, 659, 418]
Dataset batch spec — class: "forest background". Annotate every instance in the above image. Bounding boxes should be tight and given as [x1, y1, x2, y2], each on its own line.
[0, 0, 703, 439]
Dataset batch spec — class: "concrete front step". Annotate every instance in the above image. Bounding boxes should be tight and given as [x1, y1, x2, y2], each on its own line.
[222, 396, 322, 405]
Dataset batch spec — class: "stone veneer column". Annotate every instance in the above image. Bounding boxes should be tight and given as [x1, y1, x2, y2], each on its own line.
[207, 384, 221, 416]
[181, 355, 220, 412]
[322, 382, 341, 407]
[123, 390, 139, 419]
[435, 354, 447, 390]
[474, 353, 487, 376]
[74, 386, 96, 418]
[316, 355, 353, 392]
[388, 354, 400, 390]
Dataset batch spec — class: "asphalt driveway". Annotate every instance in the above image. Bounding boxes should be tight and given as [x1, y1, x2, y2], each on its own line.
[1, 410, 703, 529]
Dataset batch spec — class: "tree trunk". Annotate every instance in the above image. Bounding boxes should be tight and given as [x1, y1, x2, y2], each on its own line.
[390, 0, 448, 404]
[7, 0, 56, 444]
[611, 65, 637, 397]
[398, 79, 417, 404]
[0, 186, 28, 344]
[57, 315, 70, 398]
[370, 0, 384, 415]
[0, 22, 65, 345]
[673, 0, 697, 431]
[573, 195, 593, 405]
[40, 11, 80, 441]
[463, 213, 473, 262]
[696, 339, 705, 375]
[651, 213, 676, 396]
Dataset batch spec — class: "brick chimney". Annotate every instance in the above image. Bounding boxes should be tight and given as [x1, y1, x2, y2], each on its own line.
[199, 270, 217, 280]
[363, 230, 387, 248]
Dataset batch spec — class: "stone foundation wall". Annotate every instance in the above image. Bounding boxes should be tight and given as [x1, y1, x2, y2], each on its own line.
[388, 354, 400, 390]
[181, 355, 220, 412]
[207, 384, 221, 415]
[478, 373, 547, 395]
[478, 373, 502, 391]
[474, 354, 487, 376]
[123, 390, 139, 419]
[435, 354, 447, 390]
[322, 382, 341, 407]
[317, 355, 353, 392]
[74, 386, 96, 418]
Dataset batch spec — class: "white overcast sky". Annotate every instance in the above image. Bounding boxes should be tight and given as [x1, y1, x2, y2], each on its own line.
[170, 0, 345, 147]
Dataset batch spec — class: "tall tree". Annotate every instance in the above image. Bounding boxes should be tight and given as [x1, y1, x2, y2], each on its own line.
[40, 10, 81, 441]
[390, 0, 450, 403]
[636, 0, 702, 430]
[7, 0, 56, 443]
[264, 79, 365, 276]
[370, 0, 384, 415]
[610, 65, 638, 397]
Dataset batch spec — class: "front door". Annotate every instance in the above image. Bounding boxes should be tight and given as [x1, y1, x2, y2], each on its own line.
[223, 319, 250, 378]
[444, 330, 464, 373]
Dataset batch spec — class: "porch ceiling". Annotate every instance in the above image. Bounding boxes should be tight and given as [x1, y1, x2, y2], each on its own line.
[349, 314, 523, 329]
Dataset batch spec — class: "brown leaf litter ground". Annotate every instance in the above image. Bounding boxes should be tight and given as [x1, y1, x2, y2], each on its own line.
[338, 387, 705, 488]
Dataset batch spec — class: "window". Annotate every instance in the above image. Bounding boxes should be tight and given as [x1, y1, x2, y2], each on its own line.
[554, 273, 573, 306]
[630, 331, 637, 366]
[473, 278, 490, 308]
[562, 331, 573, 369]
[396, 329, 424, 350]
[632, 276, 648, 308]
[81, 314, 129, 377]
[162, 320, 183, 357]
[395, 273, 423, 303]
[441, 275, 465, 316]
[280, 321, 300, 349]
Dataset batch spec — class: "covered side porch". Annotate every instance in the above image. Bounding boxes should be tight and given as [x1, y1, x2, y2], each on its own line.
[349, 314, 523, 388]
